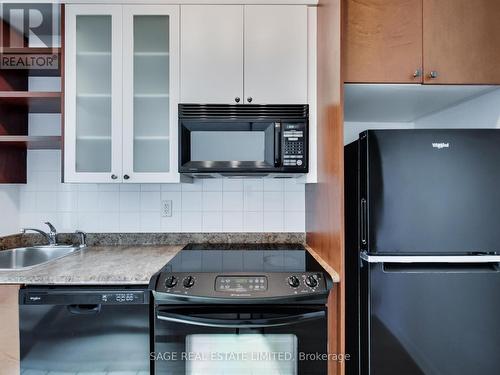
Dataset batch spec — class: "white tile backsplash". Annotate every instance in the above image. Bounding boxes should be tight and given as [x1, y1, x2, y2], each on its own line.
[202, 211, 223, 232]
[16, 150, 305, 233]
[223, 191, 244, 211]
[140, 191, 161, 211]
[181, 211, 203, 232]
[202, 178, 223, 191]
[243, 211, 265, 232]
[182, 191, 203, 211]
[264, 211, 284, 232]
[202, 191, 223, 212]
[223, 211, 244, 232]
[0, 186, 20, 236]
[244, 191, 264, 211]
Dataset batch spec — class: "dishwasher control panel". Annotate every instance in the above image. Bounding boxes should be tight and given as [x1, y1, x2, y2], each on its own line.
[21, 290, 148, 305]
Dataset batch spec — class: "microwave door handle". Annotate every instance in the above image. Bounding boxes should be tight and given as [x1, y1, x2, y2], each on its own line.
[156, 310, 324, 328]
[274, 122, 282, 167]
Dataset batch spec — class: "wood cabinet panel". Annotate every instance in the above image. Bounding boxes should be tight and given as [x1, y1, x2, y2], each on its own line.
[0, 285, 20, 375]
[306, 0, 344, 374]
[344, 0, 423, 83]
[423, 0, 500, 84]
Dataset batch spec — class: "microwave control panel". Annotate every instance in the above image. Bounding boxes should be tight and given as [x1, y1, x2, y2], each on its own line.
[283, 123, 306, 168]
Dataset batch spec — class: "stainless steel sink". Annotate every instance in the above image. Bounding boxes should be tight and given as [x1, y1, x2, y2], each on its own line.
[0, 245, 82, 271]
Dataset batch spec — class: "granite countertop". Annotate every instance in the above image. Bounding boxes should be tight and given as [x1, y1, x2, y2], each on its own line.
[0, 232, 340, 286]
[0, 245, 184, 285]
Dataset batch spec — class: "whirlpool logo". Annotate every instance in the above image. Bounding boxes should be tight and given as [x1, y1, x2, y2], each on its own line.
[432, 142, 450, 150]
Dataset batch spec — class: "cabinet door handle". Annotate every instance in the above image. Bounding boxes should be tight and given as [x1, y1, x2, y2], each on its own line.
[123, 175, 130, 180]
[428, 71, 438, 79]
[111, 174, 118, 180]
[247, 97, 253, 103]
[413, 69, 422, 78]
[235, 97, 240, 103]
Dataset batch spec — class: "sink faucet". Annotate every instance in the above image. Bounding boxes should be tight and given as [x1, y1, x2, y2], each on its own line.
[21, 222, 58, 245]
[75, 230, 87, 248]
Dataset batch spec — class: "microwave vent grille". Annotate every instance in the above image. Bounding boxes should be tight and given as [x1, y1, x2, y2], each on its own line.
[179, 104, 308, 120]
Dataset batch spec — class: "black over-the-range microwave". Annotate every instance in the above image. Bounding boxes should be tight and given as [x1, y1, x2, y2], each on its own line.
[179, 104, 308, 177]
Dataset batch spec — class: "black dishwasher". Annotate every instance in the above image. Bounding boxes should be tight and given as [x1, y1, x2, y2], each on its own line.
[19, 286, 151, 374]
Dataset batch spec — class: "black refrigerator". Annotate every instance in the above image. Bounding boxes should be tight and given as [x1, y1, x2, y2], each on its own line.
[345, 130, 500, 375]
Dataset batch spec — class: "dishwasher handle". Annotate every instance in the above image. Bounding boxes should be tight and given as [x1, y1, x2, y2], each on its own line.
[156, 310, 325, 328]
[67, 304, 101, 315]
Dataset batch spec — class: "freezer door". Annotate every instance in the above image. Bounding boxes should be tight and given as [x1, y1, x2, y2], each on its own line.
[361, 129, 500, 254]
[360, 257, 500, 375]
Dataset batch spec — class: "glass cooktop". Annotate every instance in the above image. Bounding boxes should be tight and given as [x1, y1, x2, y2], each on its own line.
[161, 243, 325, 273]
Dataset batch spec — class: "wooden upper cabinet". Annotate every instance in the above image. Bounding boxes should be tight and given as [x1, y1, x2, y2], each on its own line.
[423, 0, 500, 84]
[344, 0, 423, 83]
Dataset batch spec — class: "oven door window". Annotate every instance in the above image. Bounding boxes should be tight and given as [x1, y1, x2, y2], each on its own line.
[180, 121, 277, 171]
[154, 305, 327, 375]
[186, 334, 297, 375]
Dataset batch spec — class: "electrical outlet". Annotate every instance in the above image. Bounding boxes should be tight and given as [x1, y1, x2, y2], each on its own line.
[161, 200, 172, 217]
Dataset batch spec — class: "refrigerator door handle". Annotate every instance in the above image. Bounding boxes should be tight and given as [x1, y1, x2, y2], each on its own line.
[360, 198, 367, 246]
[361, 252, 500, 264]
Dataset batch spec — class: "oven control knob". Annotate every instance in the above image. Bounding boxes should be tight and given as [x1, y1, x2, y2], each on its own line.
[183, 276, 195, 288]
[165, 276, 178, 288]
[288, 276, 300, 288]
[305, 275, 318, 288]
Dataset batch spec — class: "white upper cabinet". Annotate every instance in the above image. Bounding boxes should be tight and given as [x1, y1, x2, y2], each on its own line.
[65, 5, 123, 183]
[65, 4, 180, 183]
[122, 5, 179, 183]
[180, 5, 308, 104]
[181, 5, 243, 104]
[244, 5, 308, 104]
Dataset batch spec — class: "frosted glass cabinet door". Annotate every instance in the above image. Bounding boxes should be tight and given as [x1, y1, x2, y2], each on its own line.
[123, 5, 180, 183]
[64, 5, 123, 183]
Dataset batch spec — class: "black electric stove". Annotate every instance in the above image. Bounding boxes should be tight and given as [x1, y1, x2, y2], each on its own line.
[151, 244, 332, 375]
[151, 243, 333, 304]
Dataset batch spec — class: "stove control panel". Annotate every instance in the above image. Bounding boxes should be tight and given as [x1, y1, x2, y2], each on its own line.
[155, 272, 328, 299]
[216, 276, 268, 292]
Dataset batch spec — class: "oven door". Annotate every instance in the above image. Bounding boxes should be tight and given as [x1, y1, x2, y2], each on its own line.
[179, 120, 280, 174]
[153, 304, 327, 375]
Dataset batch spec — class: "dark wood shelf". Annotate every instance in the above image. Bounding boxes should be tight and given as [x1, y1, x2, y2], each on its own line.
[0, 92, 61, 113]
[0, 136, 61, 150]
[0, 4, 64, 184]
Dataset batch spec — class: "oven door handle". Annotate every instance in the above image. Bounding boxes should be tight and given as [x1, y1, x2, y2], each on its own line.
[156, 310, 325, 328]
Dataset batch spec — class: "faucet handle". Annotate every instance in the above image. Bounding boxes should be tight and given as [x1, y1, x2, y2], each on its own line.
[75, 230, 87, 248]
[44, 222, 58, 245]
[44, 222, 57, 234]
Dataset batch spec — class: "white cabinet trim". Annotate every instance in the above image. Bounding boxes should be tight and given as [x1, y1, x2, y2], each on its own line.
[306, 6, 317, 183]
